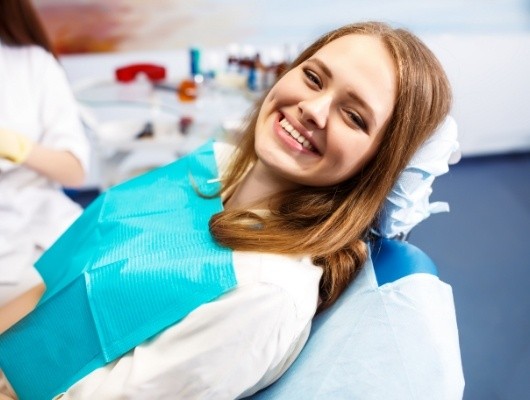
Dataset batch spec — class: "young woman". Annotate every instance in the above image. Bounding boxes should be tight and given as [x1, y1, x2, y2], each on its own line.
[0, 22, 462, 399]
[0, 0, 90, 306]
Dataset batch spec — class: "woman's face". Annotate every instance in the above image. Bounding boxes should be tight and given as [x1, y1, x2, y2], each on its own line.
[254, 34, 397, 189]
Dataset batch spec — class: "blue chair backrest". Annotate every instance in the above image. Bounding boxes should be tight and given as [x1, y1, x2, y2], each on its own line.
[371, 237, 438, 286]
[249, 238, 438, 399]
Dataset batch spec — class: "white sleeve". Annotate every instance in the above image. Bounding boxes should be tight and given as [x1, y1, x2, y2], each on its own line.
[36, 50, 90, 173]
[59, 282, 311, 400]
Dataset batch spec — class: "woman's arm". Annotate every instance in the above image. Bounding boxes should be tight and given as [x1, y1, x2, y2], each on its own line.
[24, 145, 86, 187]
[29, 47, 90, 188]
[0, 283, 45, 334]
[0, 128, 85, 187]
[58, 282, 310, 399]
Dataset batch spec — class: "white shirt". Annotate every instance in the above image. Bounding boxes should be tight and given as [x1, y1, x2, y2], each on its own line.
[57, 253, 323, 400]
[0, 42, 90, 288]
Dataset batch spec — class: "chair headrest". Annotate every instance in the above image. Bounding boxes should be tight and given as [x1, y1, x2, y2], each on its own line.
[376, 116, 460, 239]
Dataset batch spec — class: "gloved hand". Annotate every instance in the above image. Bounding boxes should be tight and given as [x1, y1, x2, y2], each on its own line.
[0, 128, 34, 164]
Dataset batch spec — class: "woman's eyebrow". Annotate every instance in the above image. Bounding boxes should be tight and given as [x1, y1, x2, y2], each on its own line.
[307, 58, 332, 78]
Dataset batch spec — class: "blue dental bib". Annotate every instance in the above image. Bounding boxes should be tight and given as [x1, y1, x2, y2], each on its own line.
[0, 141, 236, 400]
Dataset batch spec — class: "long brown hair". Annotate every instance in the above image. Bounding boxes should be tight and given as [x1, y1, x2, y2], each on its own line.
[0, 0, 56, 57]
[210, 21, 452, 310]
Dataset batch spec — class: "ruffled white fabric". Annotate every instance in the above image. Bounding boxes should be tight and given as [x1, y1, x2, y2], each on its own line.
[376, 116, 460, 238]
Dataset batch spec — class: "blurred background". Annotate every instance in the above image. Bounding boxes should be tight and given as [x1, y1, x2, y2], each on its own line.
[33, 1, 530, 398]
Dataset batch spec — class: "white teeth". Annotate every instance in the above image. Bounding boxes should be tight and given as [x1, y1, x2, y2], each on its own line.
[280, 118, 314, 151]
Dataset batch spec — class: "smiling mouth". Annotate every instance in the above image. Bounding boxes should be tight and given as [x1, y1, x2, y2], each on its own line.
[279, 118, 318, 154]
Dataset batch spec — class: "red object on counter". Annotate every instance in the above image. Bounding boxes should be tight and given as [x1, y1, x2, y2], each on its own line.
[179, 116, 194, 135]
[115, 64, 166, 83]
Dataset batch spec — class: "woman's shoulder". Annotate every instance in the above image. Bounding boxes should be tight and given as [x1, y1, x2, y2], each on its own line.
[233, 251, 322, 322]
[0, 42, 53, 64]
[0, 43, 58, 85]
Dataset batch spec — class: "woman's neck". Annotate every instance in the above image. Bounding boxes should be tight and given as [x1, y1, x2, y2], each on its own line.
[223, 161, 299, 210]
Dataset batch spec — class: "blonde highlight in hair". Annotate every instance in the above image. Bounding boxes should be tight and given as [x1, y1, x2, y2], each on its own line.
[210, 21, 452, 310]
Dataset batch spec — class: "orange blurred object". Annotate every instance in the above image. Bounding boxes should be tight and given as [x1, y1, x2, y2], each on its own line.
[178, 79, 197, 102]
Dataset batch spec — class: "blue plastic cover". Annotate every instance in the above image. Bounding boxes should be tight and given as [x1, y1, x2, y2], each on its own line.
[370, 237, 438, 286]
[0, 140, 237, 400]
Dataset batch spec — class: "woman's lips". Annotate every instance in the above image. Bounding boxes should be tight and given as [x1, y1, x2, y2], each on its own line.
[276, 115, 321, 155]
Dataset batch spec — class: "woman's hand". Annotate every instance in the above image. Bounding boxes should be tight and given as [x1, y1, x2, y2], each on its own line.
[0, 128, 86, 187]
[0, 283, 45, 334]
[0, 128, 34, 164]
[0, 369, 17, 400]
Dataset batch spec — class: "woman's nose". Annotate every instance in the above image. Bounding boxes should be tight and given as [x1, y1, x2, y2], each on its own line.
[298, 94, 332, 129]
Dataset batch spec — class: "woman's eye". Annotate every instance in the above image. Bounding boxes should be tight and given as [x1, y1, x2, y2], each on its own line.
[304, 69, 322, 88]
[346, 111, 367, 131]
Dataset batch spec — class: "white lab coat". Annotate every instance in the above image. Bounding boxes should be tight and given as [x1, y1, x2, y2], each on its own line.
[0, 41, 90, 304]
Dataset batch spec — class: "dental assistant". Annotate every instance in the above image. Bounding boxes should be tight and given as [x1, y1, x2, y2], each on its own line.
[1, 21, 462, 399]
[0, 0, 90, 306]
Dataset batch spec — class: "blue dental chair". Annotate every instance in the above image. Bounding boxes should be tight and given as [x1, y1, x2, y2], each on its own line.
[250, 237, 464, 399]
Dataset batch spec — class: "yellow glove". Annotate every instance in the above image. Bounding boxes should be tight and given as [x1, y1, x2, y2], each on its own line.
[0, 128, 34, 164]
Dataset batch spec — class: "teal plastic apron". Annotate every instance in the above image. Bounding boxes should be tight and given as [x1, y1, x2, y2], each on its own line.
[0, 141, 237, 400]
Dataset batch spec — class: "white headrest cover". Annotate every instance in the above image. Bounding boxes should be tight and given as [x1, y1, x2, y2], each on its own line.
[376, 116, 460, 238]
